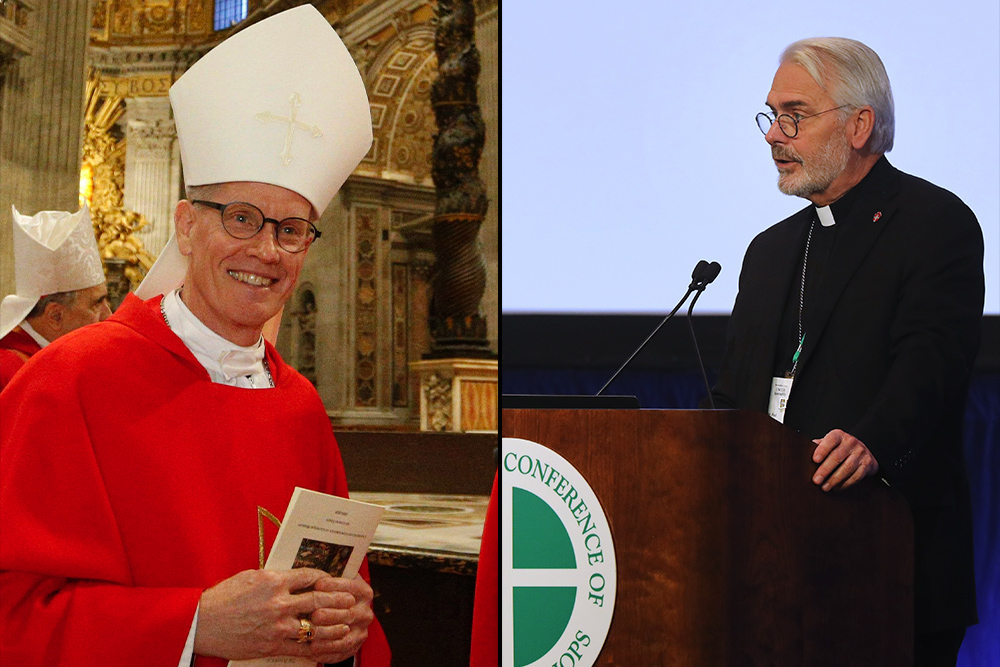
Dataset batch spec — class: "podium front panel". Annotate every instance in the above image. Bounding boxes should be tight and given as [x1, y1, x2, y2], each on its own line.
[502, 408, 913, 666]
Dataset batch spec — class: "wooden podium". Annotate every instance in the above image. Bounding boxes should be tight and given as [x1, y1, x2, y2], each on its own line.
[502, 408, 913, 666]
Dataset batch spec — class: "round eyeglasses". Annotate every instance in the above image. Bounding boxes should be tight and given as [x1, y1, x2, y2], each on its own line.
[192, 200, 320, 253]
[756, 105, 849, 138]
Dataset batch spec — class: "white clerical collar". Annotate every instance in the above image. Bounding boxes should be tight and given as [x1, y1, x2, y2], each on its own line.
[816, 205, 836, 227]
[162, 289, 271, 388]
[19, 320, 50, 348]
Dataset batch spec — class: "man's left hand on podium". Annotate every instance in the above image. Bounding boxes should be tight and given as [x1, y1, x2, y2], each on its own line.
[811, 429, 880, 492]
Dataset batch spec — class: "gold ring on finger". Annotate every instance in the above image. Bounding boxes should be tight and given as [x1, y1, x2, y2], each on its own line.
[297, 617, 315, 644]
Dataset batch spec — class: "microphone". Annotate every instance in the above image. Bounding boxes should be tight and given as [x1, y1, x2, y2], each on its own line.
[597, 261, 722, 397]
[685, 262, 721, 408]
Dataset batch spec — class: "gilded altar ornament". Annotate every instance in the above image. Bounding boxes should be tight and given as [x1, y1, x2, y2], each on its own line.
[425, 372, 452, 431]
[81, 73, 156, 290]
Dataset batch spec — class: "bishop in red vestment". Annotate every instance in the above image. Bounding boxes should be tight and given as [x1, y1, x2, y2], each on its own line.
[0, 325, 42, 389]
[0, 293, 391, 667]
[2, 6, 389, 664]
[1, 203, 110, 391]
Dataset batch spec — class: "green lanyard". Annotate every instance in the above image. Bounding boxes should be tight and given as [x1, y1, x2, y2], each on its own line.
[787, 333, 806, 379]
[789, 219, 816, 379]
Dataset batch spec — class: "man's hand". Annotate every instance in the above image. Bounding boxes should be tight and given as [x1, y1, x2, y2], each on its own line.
[308, 574, 375, 663]
[811, 428, 879, 492]
[194, 568, 373, 662]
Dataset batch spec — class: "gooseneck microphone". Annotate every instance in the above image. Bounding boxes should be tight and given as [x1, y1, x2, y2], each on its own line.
[686, 262, 721, 408]
[596, 261, 722, 399]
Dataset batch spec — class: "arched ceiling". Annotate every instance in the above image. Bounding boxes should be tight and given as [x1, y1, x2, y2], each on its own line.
[87, 1, 486, 186]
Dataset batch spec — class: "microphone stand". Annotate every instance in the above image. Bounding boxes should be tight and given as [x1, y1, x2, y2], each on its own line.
[597, 261, 721, 402]
[686, 289, 715, 409]
[596, 286, 696, 396]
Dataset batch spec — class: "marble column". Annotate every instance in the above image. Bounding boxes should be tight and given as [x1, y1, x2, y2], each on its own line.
[123, 96, 178, 258]
[0, 0, 92, 300]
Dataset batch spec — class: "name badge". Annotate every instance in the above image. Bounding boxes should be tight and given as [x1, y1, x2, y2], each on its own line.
[768, 376, 794, 423]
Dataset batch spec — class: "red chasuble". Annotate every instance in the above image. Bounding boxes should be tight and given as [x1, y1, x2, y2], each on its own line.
[0, 325, 42, 390]
[470, 472, 498, 667]
[0, 294, 391, 667]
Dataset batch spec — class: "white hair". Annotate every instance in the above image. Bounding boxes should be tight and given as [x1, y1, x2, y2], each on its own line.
[184, 183, 224, 201]
[781, 37, 895, 154]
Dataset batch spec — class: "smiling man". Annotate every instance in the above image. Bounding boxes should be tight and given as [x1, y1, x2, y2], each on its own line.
[711, 38, 984, 666]
[176, 184, 315, 348]
[0, 6, 390, 667]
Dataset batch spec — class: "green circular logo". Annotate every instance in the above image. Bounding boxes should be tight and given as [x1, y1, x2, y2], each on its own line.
[502, 438, 617, 667]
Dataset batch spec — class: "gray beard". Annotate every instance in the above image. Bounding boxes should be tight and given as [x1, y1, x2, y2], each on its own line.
[777, 133, 851, 198]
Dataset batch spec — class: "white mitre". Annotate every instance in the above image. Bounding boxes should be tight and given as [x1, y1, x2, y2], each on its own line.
[136, 4, 372, 300]
[0, 206, 105, 339]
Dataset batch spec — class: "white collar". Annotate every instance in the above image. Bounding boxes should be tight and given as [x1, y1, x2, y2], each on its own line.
[162, 289, 271, 387]
[19, 320, 50, 348]
[816, 205, 836, 227]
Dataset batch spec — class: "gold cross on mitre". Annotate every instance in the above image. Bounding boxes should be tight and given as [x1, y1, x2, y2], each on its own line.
[255, 92, 324, 166]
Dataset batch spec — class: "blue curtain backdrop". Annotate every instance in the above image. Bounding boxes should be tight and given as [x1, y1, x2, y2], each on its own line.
[501, 368, 1000, 665]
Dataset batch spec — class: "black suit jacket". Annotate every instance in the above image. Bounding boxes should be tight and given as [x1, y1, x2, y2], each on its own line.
[713, 157, 984, 632]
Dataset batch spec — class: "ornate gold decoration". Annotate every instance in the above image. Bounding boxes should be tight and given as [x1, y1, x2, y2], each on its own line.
[412, 358, 496, 432]
[424, 371, 452, 431]
[0, 0, 35, 64]
[387, 61, 436, 184]
[92, 0, 210, 45]
[81, 73, 156, 290]
[359, 15, 437, 185]
[98, 74, 172, 98]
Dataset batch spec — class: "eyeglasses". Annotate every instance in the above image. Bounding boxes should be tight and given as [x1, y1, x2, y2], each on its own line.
[756, 105, 850, 138]
[192, 200, 320, 253]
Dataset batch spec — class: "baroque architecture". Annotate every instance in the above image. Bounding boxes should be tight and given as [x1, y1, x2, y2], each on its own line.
[0, 0, 498, 431]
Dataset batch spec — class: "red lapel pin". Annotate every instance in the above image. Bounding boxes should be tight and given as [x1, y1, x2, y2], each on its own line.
[873, 211, 882, 222]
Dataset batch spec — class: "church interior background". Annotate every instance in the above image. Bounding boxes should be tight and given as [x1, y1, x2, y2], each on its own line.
[1, 1, 498, 663]
[1, 0, 498, 432]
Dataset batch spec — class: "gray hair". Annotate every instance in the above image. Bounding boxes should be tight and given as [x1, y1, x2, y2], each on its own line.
[185, 183, 224, 201]
[27, 291, 78, 319]
[781, 37, 895, 154]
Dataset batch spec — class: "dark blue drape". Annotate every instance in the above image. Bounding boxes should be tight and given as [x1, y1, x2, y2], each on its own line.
[501, 369, 1000, 665]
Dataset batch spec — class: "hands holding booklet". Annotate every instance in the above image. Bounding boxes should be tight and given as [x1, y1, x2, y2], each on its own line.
[192, 488, 386, 666]
[199, 567, 373, 664]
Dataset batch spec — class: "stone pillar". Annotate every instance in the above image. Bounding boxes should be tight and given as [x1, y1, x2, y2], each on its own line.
[123, 96, 178, 257]
[0, 0, 92, 300]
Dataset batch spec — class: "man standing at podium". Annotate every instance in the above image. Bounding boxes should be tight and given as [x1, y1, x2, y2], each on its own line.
[711, 37, 983, 666]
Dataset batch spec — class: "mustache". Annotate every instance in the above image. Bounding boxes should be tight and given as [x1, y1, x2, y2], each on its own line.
[772, 146, 802, 163]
